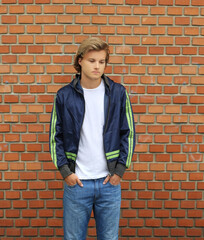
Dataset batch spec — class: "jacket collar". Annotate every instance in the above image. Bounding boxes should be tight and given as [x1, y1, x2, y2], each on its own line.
[72, 74, 110, 93]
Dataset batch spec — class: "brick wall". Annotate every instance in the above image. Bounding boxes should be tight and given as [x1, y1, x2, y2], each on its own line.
[1, 0, 204, 239]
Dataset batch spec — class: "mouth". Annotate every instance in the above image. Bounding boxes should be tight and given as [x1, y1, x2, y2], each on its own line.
[92, 71, 100, 74]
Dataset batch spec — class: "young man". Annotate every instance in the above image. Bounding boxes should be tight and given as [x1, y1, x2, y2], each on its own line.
[49, 37, 135, 240]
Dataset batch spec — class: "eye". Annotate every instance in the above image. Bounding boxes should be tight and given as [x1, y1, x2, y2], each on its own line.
[89, 59, 95, 63]
[100, 61, 105, 64]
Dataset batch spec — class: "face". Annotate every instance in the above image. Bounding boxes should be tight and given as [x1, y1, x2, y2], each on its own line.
[78, 50, 106, 84]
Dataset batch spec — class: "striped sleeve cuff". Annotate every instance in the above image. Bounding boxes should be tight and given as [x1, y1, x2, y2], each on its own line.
[59, 164, 73, 179]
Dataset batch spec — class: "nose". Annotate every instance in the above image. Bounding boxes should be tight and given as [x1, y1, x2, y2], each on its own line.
[94, 61, 99, 69]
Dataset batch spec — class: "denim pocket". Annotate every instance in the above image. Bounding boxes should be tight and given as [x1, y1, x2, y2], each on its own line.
[67, 183, 77, 188]
[108, 181, 120, 187]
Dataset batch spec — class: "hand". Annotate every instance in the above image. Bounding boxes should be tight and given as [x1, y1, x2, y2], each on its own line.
[103, 174, 121, 185]
[64, 173, 83, 187]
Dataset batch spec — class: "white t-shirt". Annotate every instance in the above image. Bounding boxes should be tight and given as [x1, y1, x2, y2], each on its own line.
[75, 81, 109, 179]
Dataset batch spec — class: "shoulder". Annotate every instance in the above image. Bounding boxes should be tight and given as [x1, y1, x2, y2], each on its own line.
[56, 79, 76, 98]
[57, 83, 71, 95]
[55, 80, 76, 105]
[105, 75, 126, 94]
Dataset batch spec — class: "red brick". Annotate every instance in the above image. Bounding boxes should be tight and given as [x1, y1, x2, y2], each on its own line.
[138, 191, 153, 199]
[13, 182, 27, 190]
[188, 210, 203, 218]
[180, 200, 195, 209]
[22, 228, 38, 237]
[172, 192, 186, 200]
[154, 228, 169, 237]
[138, 228, 152, 237]
[20, 172, 37, 180]
[13, 200, 27, 209]
[35, 15, 55, 24]
[38, 209, 53, 218]
[163, 219, 177, 227]
[6, 209, 20, 218]
[22, 209, 37, 218]
[6, 228, 21, 237]
[156, 173, 170, 181]
[29, 181, 46, 190]
[129, 219, 144, 228]
[122, 209, 136, 218]
[0, 219, 13, 226]
[175, 0, 190, 5]
[172, 173, 187, 181]
[125, 0, 140, 5]
[46, 200, 63, 209]
[1, 15, 16, 24]
[190, 173, 203, 181]
[47, 219, 62, 227]
[148, 200, 162, 209]
[139, 209, 153, 218]
[159, 0, 173, 4]
[187, 228, 202, 237]
[195, 219, 204, 227]
[192, 0, 204, 5]
[44, 5, 63, 13]
[29, 200, 44, 208]
[133, 46, 147, 54]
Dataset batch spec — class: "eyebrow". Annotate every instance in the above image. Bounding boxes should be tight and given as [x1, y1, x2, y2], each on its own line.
[88, 58, 105, 61]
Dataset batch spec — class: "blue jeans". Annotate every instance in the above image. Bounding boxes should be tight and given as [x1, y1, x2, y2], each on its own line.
[63, 177, 121, 240]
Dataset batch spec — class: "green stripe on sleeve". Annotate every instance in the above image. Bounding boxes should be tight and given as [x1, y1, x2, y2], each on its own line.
[106, 150, 120, 157]
[106, 153, 120, 160]
[125, 90, 134, 168]
[65, 152, 77, 161]
[50, 100, 58, 168]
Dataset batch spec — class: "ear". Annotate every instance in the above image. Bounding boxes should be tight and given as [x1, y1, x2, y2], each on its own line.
[78, 58, 82, 66]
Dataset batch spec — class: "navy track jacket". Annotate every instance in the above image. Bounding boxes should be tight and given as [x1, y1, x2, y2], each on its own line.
[49, 74, 135, 179]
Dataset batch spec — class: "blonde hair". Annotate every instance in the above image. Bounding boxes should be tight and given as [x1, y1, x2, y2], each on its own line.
[74, 37, 109, 73]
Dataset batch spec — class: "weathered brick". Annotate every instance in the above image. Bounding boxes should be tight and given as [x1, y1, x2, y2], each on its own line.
[0, 1, 204, 239]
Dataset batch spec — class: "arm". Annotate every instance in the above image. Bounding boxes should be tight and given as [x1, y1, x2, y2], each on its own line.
[115, 89, 136, 177]
[49, 94, 84, 187]
[49, 94, 72, 179]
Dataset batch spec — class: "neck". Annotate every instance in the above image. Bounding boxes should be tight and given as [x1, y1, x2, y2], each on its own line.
[80, 76, 102, 89]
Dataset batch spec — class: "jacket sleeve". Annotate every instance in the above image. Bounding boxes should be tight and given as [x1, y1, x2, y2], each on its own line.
[49, 94, 73, 179]
[115, 88, 135, 178]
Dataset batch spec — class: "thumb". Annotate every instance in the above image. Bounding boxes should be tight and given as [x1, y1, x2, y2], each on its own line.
[103, 175, 110, 185]
[77, 178, 83, 187]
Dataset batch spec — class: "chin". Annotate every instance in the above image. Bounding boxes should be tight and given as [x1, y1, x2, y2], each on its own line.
[91, 77, 100, 81]
[91, 74, 102, 79]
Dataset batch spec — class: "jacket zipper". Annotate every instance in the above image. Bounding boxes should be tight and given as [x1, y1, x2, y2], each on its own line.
[103, 95, 111, 135]
[75, 88, 86, 161]
[103, 93, 111, 168]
